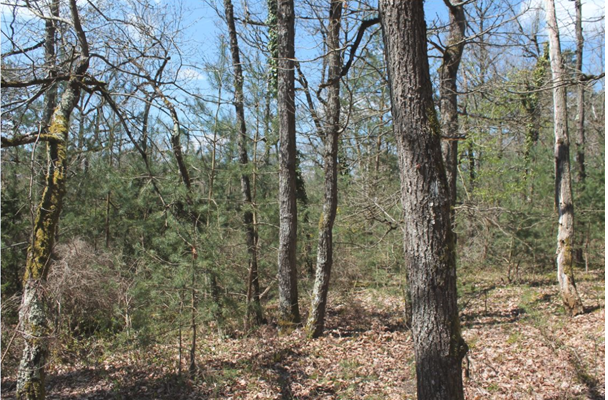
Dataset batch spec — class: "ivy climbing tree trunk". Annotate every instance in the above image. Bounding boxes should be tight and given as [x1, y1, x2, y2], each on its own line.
[16, 1, 90, 399]
[306, 0, 342, 339]
[544, 0, 584, 316]
[223, 0, 264, 327]
[378, 2, 467, 399]
[276, 0, 300, 326]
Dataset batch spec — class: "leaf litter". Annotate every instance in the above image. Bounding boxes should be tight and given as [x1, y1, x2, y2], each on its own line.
[1, 272, 604, 399]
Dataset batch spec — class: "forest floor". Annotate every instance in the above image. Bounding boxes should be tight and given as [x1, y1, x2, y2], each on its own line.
[1, 269, 604, 399]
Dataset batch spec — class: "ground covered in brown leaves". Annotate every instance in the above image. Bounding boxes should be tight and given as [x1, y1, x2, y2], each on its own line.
[2, 271, 604, 399]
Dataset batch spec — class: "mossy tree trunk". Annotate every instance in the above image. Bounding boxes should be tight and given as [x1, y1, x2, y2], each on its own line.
[544, 0, 584, 316]
[378, 2, 467, 399]
[17, 3, 90, 399]
[306, 0, 342, 339]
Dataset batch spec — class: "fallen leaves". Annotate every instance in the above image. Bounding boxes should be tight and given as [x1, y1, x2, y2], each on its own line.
[1, 273, 604, 399]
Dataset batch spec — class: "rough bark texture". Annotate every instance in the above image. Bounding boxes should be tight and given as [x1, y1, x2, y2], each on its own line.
[522, 46, 549, 186]
[223, 0, 264, 326]
[306, 0, 342, 339]
[17, 3, 89, 398]
[573, 0, 585, 184]
[378, 2, 467, 399]
[544, 0, 584, 317]
[276, 0, 300, 325]
[162, 94, 191, 191]
[439, 0, 466, 219]
[41, 0, 59, 132]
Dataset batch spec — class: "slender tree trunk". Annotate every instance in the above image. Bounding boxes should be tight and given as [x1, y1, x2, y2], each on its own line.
[439, 0, 466, 222]
[522, 45, 549, 201]
[17, 2, 89, 398]
[189, 250, 197, 376]
[467, 140, 475, 190]
[40, 1, 58, 133]
[223, 0, 264, 327]
[378, 2, 467, 399]
[105, 191, 111, 248]
[208, 81, 222, 226]
[573, 0, 586, 264]
[306, 0, 342, 339]
[574, 0, 585, 185]
[155, 89, 191, 191]
[544, 0, 584, 316]
[178, 291, 183, 375]
[276, 0, 300, 325]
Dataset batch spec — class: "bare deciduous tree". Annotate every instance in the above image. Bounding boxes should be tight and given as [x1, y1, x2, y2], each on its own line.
[306, 0, 343, 339]
[223, 0, 265, 327]
[276, 0, 300, 326]
[378, 1, 467, 399]
[544, 0, 584, 316]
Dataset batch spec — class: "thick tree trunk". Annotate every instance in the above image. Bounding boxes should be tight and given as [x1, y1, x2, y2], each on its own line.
[574, 0, 585, 185]
[378, 2, 467, 399]
[17, 2, 89, 399]
[306, 0, 342, 339]
[276, 0, 300, 326]
[17, 81, 81, 400]
[544, 0, 584, 316]
[439, 0, 466, 221]
[223, 0, 264, 327]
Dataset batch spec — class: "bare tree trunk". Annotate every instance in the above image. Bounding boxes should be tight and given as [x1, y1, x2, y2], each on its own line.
[223, 0, 264, 328]
[155, 88, 191, 191]
[17, 2, 89, 398]
[574, 0, 585, 185]
[189, 250, 197, 376]
[378, 2, 467, 399]
[276, 0, 300, 326]
[439, 0, 466, 222]
[544, 0, 584, 316]
[522, 45, 549, 194]
[40, 0, 59, 133]
[306, 0, 342, 339]
[105, 191, 111, 248]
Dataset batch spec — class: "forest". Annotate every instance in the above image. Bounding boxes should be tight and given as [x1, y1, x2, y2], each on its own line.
[0, 0, 605, 399]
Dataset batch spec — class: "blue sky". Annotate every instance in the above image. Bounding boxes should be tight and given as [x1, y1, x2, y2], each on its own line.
[163, 0, 603, 91]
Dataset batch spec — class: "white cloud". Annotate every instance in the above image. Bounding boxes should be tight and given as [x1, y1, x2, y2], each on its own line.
[177, 67, 205, 82]
[519, 0, 605, 39]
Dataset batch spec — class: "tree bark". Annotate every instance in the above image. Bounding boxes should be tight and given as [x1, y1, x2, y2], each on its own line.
[306, 0, 342, 339]
[544, 0, 584, 317]
[40, 0, 59, 133]
[276, 0, 300, 326]
[223, 0, 264, 327]
[439, 0, 466, 221]
[522, 45, 549, 191]
[574, 0, 585, 185]
[189, 251, 197, 376]
[17, 2, 89, 398]
[378, 2, 467, 399]
[154, 88, 191, 191]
